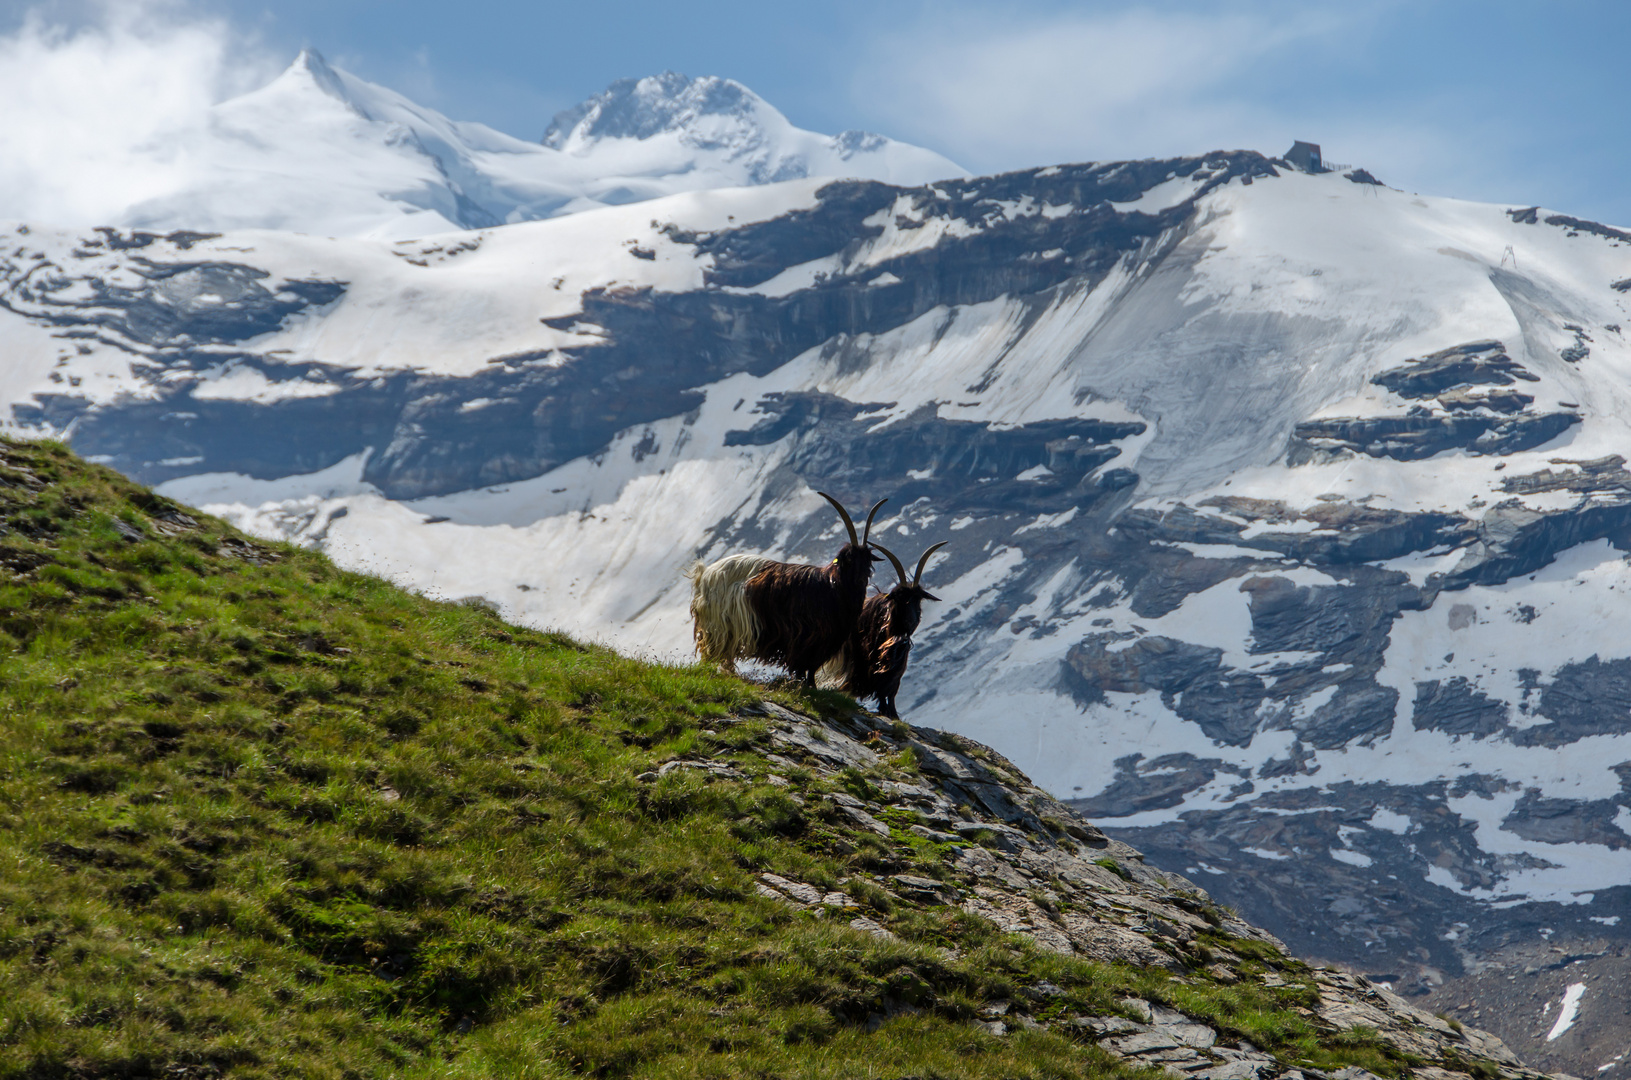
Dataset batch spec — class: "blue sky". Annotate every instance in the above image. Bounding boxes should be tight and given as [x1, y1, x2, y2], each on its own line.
[6, 0, 1631, 225]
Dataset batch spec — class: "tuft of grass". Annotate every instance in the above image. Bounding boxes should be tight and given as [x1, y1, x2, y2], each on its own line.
[1093, 857, 1134, 882]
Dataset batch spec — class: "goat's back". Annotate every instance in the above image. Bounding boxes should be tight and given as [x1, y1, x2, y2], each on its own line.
[742, 561, 852, 674]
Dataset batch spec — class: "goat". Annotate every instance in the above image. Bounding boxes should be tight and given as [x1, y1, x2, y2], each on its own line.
[823, 540, 947, 719]
[686, 492, 884, 684]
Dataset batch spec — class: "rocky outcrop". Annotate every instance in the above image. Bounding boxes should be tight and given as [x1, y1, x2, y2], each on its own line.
[724, 392, 1145, 514]
[1370, 341, 1539, 398]
[1290, 341, 1578, 463]
[1288, 412, 1578, 464]
[715, 698, 1556, 1080]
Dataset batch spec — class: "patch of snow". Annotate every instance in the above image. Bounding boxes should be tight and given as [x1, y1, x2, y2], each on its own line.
[1111, 174, 1206, 214]
[1369, 808, 1414, 834]
[1546, 983, 1586, 1041]
[1015, 507, 1077, 533]
[190, 362, 342, 403]
[1242, 846, 1291, 861]
[157, 451, 378, 505]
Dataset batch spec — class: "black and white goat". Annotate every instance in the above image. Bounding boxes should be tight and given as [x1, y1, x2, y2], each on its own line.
[686, 493, 884, 685]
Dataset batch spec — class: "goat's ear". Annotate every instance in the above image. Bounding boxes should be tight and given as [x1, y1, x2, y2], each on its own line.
[921, 590, 941, 602]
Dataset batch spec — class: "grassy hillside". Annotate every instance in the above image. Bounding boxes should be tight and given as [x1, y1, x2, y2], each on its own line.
[0, 438, 1495, 1080]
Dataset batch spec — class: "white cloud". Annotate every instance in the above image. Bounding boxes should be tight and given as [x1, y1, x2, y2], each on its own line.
[854, 4, 1371, 172]
[846, 0, 1608, 218]
[0, 0, 277, 227]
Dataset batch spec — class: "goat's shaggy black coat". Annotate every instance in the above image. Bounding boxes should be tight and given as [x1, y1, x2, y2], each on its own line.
[742, 545, 874, 685]
[832, 542, 946, 719]
[734, 493, 884, 686]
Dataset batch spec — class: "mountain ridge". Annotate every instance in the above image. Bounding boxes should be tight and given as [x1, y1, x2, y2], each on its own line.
[4, 148, 1631, 1073]
[54, 52, 965, 240]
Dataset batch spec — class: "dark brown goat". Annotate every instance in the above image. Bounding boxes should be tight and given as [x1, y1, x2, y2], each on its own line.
[829, 541, 947, 719]
[734, 493, 885, 685]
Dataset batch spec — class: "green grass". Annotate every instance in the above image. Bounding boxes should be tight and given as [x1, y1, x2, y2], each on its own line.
[0, 438, 1460, 1078]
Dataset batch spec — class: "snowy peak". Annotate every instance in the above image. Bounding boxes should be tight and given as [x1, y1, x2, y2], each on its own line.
[280, 48, 353, 106]
[541, 71, 966, 187]
[544, 72, 768, 150]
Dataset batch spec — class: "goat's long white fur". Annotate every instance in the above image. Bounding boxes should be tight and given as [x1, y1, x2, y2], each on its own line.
[686, 554, 774, 668]
[815, 644, 851, 690]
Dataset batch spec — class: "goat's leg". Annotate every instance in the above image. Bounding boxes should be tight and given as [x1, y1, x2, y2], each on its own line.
[879, 696, 899, 720]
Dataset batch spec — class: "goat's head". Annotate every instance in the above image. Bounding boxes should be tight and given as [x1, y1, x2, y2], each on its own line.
[868, 541, 948, 637]
[817, 491, 887, 590]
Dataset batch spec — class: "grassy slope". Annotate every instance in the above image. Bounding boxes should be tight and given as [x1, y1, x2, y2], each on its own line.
[0, 438, 1453, 1079]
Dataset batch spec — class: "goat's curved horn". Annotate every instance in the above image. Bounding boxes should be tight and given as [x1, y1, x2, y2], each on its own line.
[912, 541, 949, 587]
[816, 491, 858, 547]
[869, 542, 909, 588]
[861, 498, 888, 545]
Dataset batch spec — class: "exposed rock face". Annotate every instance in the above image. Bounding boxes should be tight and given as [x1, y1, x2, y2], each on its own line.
[5, 150, 1631, 1076]
[1289, 411, 1579, 462]
[1289, 341, 1578, 463]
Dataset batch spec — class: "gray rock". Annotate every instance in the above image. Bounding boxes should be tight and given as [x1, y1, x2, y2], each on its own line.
[837, 805, 891, 838]
[768, 722, 879, 771]
[1193, 1062, 1274, 1080]
[657, 759, 742, 780]
[1069, 920, 1181, 970]
[1288, 411, 1578, 463]
[758, 873, 823, 906]
[1519, 655, 1631, 746]
[1024, 980, 1065, 1000]
[1411, 677, 1510, 738]
[1500, 790, 1631, 848]
[1371, 341, 1534, 398]
[909, 823, 963, 844]
[1107, 1031, 1185, 1054]
[1070, 1016, 1146, 1036]
[1157, 1024, 1218, 1049]
[892, 874, 956, 904]
[1118, 997, 1154, 1022]
[848, 916, 894, 940]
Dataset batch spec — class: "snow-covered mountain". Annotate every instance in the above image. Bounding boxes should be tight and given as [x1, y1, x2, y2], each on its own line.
[542, 71, 961, 192]
[5, 148, 1631, 1066]
[51, 51, 965, 240]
